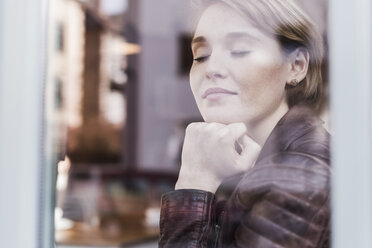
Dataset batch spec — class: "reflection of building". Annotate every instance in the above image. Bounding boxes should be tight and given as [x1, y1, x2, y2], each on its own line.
[47, 0, 203, 171]
[47, 0, 137, 164]
[47, 0, 85, 159]
[49, 1, 202, 246]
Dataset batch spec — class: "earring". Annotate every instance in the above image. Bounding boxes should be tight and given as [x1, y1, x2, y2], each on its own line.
[289, 79, 298, 86]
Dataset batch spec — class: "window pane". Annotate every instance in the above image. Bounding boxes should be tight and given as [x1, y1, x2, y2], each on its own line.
[49, 1, 331, 247]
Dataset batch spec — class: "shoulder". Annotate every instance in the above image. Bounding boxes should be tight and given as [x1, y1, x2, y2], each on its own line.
[234, 105, 331, 221]
[229, 151, 330, 247]
[287, 117, 330, 164]
[237, 151, 330, 207]
[223, 106, 331, 247]
[237, 104, 331, 203]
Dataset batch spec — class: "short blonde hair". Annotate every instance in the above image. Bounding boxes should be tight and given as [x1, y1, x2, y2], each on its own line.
[195, 0, 325, 111]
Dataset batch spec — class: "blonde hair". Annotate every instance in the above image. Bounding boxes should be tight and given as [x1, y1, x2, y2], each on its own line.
[195, 0, 325, 111]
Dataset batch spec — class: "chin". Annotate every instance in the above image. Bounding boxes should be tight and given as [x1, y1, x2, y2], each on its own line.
[202, 112, 244, 125]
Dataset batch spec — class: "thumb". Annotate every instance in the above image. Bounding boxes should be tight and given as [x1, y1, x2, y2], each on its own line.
[238, 135, 261, 168]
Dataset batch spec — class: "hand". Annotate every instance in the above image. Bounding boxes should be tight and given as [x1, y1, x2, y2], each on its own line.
[175, 122, 261, 193]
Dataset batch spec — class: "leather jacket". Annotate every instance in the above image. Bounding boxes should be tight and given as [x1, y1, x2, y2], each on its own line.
[159, 105, 331, 248]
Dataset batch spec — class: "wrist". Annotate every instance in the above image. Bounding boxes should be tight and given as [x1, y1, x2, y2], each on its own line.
[175, 175, 220, 193]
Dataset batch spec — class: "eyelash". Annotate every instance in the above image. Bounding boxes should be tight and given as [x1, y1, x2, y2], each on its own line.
[193, 51, 250, 63]
[231, 51, 251, 57]
[194, 55, 210, 62]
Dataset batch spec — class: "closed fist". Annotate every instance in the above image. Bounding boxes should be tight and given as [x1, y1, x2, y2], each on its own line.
[175, 122, 261, 193]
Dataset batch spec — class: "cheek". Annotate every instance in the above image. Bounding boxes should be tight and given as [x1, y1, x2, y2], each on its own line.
[189, 65, 202, 99]
[232, 58, 287, 103]
[189, 66, 198, 90]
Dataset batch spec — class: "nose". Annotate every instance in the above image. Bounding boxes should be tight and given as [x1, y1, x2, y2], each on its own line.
[205, 52, 227, 80]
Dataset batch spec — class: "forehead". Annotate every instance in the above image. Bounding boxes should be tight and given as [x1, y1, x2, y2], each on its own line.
[193, 3, 279, 49]
[194, 3, 259, 38]
[193, 2, 277, 46]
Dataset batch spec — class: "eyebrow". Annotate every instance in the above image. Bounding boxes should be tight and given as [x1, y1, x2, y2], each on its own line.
[191, 32, 261, 48]
[191, 36, 207, 47]
[225, 32, 261, 43]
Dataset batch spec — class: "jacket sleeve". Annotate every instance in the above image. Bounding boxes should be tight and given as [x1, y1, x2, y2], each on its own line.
[159, 189, 215, 248]
[159, 153, 330, 248]
[220, 152, 330, 248]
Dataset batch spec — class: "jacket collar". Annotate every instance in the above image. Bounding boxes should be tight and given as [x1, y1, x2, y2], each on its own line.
[255, 104, 325, 164]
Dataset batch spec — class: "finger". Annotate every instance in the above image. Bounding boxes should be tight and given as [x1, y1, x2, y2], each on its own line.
[204, 122, 225, 131]
[242, 135, 261, 151]
[226, 123, 247, 140]
[186, 122, 207, 133]
[234, 141, 243, 154]
[238, 135, 261, 166]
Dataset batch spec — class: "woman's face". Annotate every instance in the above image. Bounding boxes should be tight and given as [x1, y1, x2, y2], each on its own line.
[190, 3, 291, 127]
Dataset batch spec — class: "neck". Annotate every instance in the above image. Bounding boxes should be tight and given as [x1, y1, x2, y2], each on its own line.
[246, 101, 289, 146]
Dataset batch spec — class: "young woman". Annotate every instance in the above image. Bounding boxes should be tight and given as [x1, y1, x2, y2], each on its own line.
[160, 0, 330, 247]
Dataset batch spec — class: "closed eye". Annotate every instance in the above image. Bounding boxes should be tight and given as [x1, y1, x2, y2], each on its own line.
[231, 51, 250, 57]
[194, 55, 210, 63]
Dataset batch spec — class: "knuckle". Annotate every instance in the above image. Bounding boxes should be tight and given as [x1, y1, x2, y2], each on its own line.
[217, 128, 229, 140]
[186, 123, 199, 134]
[205, 122, 219, 131]
[229, 122, 247, 134]
[248, 140, 261, 152]
[203, 123, 218, 136]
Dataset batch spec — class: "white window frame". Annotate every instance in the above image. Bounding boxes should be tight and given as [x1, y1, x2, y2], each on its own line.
[330, 0, 372, 247]
[0, 0, 52, 248]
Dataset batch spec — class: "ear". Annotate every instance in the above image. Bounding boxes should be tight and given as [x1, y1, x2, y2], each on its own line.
[286, 47, 309, 86]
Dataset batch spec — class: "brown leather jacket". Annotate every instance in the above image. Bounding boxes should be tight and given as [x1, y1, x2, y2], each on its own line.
[159, 105, 331, 248]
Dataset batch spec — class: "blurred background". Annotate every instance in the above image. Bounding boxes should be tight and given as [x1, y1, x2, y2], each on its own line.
[46, 0, 329, 247]
[3, 0, 372, 248]
[50, 0, 203, 247]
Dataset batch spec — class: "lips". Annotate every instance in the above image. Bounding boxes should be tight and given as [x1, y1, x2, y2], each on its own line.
[202, 87, 238, 99]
